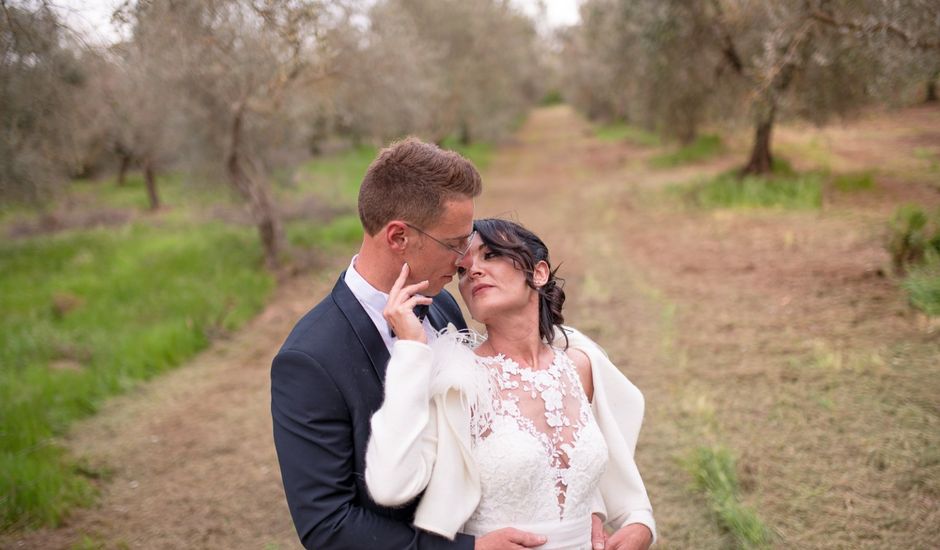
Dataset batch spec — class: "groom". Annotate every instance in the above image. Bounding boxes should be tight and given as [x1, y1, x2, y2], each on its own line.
[271, 138, 554, 549]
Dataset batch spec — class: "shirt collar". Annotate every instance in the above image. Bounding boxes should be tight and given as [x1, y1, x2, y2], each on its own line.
[344, 255, 391, 314]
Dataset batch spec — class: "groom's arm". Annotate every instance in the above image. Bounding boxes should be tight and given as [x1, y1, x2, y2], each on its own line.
[271, 348, 474, 550]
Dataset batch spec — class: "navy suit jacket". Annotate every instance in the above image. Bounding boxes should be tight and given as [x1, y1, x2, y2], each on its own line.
[271, 273, 474, 549]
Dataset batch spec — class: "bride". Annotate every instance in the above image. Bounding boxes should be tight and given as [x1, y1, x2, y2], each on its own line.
[365, 218, 655, 550]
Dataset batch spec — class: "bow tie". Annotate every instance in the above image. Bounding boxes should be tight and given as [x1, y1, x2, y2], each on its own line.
[389, 304, 430, 338]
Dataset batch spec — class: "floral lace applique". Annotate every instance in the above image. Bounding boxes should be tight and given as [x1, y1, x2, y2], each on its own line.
[467, 348, 608, 523]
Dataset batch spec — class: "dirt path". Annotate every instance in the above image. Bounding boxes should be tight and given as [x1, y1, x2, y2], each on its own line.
[5, 105, 939, 549]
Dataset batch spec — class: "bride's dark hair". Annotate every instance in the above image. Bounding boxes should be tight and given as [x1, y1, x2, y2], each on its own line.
[472, 218, 567, 348]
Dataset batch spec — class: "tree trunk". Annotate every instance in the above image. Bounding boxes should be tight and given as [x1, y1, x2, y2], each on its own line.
[742, 104, 776, 176]
[117, 153, 131, 187]
[143, 160, 160, 210]
[227, 107, 283, 270]
[927, 78, 938, 103]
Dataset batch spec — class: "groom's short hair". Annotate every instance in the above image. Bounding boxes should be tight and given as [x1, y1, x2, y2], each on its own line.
[358, 137, 482, 235]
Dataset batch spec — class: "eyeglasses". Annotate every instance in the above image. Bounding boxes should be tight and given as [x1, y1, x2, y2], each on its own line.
[404, 222, 476, 264]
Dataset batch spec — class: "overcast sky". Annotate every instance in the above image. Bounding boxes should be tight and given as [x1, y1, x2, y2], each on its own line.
[53, 0, 581, 45]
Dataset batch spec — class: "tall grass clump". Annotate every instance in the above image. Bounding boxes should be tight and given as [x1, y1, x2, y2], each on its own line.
[903, 251, 940, 315]
[650, 134, 724, 168]
[686, 446, 774, 549]
[887, 205, 940, 315]
[686, 160, 823, 210]
[886, 205, 940, 274]
[0, 222, 274, 529]
[595, 122, 661, 147]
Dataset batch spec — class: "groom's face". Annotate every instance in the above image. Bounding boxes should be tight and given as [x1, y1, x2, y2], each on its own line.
[403, 197, 475, 296]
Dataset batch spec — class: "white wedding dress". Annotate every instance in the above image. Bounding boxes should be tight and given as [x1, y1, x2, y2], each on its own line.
[365, 328, 655, 548]
[462, 348, 609, 549]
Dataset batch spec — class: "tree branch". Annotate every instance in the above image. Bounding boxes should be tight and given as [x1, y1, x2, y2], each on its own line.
[810, 9, 940, 51]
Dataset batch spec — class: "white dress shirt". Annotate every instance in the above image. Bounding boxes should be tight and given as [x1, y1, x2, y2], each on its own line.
[344, 256, 437, 351]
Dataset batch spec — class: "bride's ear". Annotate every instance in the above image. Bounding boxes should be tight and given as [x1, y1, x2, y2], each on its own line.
[533, 260, 550, 287]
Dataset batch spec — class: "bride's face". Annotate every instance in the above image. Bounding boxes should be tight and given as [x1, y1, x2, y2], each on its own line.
[456, 234, 539, 324]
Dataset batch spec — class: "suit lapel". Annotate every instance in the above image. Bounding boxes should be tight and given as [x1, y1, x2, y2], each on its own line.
[331, 273, 391, 385]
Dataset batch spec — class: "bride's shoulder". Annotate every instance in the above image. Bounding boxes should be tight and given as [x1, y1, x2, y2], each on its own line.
[562, 346, 594, 402]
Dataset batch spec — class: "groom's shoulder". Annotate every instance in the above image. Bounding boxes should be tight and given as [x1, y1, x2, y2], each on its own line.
[279, 285, 347, 357]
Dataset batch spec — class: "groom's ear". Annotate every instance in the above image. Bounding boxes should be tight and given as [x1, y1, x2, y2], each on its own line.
[384, 221, 409, 253]
[533, 260, 550, 287]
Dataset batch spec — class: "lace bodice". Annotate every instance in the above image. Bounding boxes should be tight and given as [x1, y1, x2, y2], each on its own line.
[463, 347, 608, 535]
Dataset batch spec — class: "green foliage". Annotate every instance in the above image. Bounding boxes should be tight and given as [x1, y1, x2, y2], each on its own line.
[903, 251, 940, 316]
[886, 205, 940, 274]
[832, 171, 875, 192]
[595, 122, 661, 147]
[686, 446, 774, 549]
[650, 134, 724, 168]
[683, 163, 823, 210]
[0, 222, 274, 529]
[539, 90, 564, 106]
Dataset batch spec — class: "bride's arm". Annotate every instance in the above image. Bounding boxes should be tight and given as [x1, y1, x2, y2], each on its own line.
[365, 339, 439, 506]
[557, 325, 657, 545]
[366, 264, 443, 506]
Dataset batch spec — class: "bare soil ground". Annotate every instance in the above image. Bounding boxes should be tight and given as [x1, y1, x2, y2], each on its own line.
[4, 105, 939, 549]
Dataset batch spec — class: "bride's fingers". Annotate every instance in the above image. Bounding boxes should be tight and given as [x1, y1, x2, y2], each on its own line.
[398, 279, 430, 301]
[388, 262, 410, 301]
[398, 294, 433, 312]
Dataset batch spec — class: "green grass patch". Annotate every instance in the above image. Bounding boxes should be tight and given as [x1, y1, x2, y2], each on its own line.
[903, 251, 940, 316]
[294, 146, 378, 205]
[682, 160, 823, 210]
[70, 172, 225, 211]
[832, 171, 875, 192]
[438, 137, 495, 172]
[595, 122, 661, 147]
[286, 213, 364, 250]
[650, 134, 724, 168]
[0, 222, 275, 530]
[686, 446, 774, 549]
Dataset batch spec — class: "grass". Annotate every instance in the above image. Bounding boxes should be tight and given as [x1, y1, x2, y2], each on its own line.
[595, 122, 661, 147]
[650, 134, 724, 168]
[294, 146, 378, 204]
[438, 136, 495, 171]
[832, 171, 875, 192]
[292, 139, 494, 209]
[681, 159, 823, 210]
[686, 446, 774, 549]
[0, 222, 275, 530]
[903, 251, 940, 316]
[285, 213, 364, 250]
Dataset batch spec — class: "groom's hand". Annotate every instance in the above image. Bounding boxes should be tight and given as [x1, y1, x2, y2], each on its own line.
[605, 523, 652, 550]
[474, 528, 547, 549]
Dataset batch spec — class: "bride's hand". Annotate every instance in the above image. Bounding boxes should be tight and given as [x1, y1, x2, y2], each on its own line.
[383, 263, 432, 343]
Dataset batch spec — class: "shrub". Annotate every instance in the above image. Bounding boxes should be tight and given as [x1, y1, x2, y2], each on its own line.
[885, 205, 940, 274]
